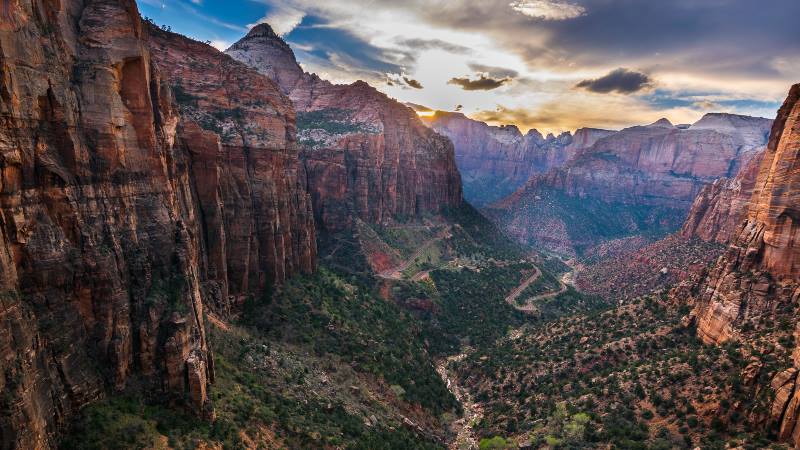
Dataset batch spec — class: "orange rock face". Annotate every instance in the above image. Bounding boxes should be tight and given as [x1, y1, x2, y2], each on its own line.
[227, 24, 463, 231]
[689, 85, 800, 344]
[674, 84, 800, 447]
[147, 25, 316, 299]
[0, 1, 315, 447]
[680, 150, 765, 243]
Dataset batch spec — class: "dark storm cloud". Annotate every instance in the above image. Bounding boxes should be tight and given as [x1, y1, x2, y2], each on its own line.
[449, 74, 511, 91]
[413, 0, 800, 81]
[403, 77, 423, 89]
[396, 38, 472, 54]
[575, 68, 653, 94]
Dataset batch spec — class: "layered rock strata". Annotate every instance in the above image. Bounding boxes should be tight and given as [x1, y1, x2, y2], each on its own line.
[675, 84, 800, 446]
[227, 24, 463, 230]
[423, 111, 613, 204]
[0, 1, 315, 447]
[488, 114, 772, 254]
[680, 150, 765, 243]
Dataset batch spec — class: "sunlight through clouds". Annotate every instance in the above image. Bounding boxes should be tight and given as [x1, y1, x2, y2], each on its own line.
[509, 0, 586, 20]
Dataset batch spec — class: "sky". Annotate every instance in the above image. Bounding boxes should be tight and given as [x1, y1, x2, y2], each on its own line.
[138, 0, 799, 134]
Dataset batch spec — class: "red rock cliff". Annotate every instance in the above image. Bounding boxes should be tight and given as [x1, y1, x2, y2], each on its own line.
[424, 110, 612, 205]
[226, 24, 463, 230]
[680, 150, 765, 243]
[688, 85, 799, 345]
[0, 1, 315, 447]
[488, 114, 771, 254]
[147, 25, 316, 306]
[674, 84, 800, 447]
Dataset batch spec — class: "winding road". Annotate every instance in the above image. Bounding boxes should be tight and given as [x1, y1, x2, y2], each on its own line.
[504, 262, 575, 313]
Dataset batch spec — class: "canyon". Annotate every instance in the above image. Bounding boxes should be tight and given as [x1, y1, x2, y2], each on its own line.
[0, 0, 798, 449]
[0, 0, 462, 447]
[486, 114, 772, 255]
[226, 24, 463, 231]
[424, 111, 613, 205]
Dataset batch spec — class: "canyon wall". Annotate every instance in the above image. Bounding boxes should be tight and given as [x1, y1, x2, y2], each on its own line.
[0, 1, 315, 448]
[487, 114, 772, 255]
[676, 84, 800, 446]
[227, 25, 463, 231]
[680, 150, 764, 243]
[424, 110, 613, 205]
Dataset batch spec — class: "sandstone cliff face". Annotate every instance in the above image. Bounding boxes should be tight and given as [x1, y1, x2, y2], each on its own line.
[147, 25, 316, 304]
[488, 114, 771, 255]
[680, 150, 764, 243]
[688, 86, 799, 345]
[424, 110, 612, 205]
[674, 84, 800, 446]
[227, 25, 463, 230]
[0, 1, 315, 448]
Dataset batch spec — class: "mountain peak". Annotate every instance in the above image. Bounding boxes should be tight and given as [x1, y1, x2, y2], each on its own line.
[246, 22, 280, 39]
[226, 22, 303, 94]
[647, 118, 674, 128]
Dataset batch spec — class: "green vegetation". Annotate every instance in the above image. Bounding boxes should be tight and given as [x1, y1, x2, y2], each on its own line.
[296, 108, 372, 135]
[479, 436, 512, 449]
[457, 291, 796, 449]
[488, 188, 684, 256]
[245, 268, 459, 416]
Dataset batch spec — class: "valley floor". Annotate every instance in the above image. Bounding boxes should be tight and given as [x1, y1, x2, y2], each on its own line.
[59, 208, 796, 449]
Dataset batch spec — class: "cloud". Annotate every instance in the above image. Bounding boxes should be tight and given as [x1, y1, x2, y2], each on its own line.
[396, 38, 471, 54]
[575, 68, 653, 94]
[691, 99, 721, 111]
[449, 74, 512, 91]
[467, 63, 518, 79]
[403, 77, 423, 89]
[509, 0, 586, 20]
[250, 3, 305, 36]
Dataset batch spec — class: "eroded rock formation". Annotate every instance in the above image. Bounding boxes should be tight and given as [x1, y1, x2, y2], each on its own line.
[227, 25, 463, 231]
[424, 110, 613, 205]
[680, 150, 765, 243]
[674, 84, 800, 446]
[0, 1, 315, 447]
[487, 114, 772, 255]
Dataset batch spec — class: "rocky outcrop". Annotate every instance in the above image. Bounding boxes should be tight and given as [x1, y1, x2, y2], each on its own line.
[680, 150, 764, 243]
[0, 1, 315, 448]
[147, 25, 316, 303]
[687, 85, 799, 344]
[227, 25, 463, 230]
[487, 114, 772, 255]
[424, 110, 612, 204]
[672, 84, 800, 447]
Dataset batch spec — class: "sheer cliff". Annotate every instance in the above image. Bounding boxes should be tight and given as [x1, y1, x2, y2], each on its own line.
[0, 1, 315, 447]
[675, 84, 800, 447]
[680, 150, 765, 243]
[487, 114, 772, 255]
[423, 111, 613, 205]
[226, 24, 463, 231]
